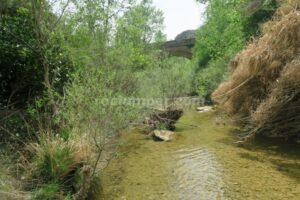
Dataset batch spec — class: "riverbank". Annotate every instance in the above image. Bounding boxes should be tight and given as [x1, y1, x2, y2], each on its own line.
[100, 111, 300, 200]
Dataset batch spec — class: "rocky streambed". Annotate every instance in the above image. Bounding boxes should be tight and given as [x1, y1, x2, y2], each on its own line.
[100, 111, 300, 200]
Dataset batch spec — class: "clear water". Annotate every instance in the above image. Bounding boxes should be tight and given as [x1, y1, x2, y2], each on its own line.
[100, 111, 300, 200]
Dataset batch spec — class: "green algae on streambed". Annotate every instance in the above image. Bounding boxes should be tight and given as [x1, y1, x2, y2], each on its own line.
[100, 111, 300, 200]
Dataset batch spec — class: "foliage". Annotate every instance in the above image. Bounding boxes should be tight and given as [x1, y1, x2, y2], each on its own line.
[0, 1, 75, 148]
[193, 0, 277, 98]
[196, 57, 228, 100]
[0, 2, 74, 107]
[0, 6, 39, 106]
[63, 66, 143, 143]
[115, 0, 165, 70]
[0, 0, 197, 199]
[116, 0, 164, 45]
[137, 57, 195, 101]
[59, 2, 167, 179]
[156, 122, 168, 130]
[33, 182, 60, 200]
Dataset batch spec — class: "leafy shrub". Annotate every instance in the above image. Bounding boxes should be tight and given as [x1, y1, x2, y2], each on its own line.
[193, 0, 248, 98]
[193, 0, 277, 98]
[0, 2, 75, 146]
[197, 57, 229, 99]
[137, 57, 195, 101]
[0, 5, 74, 107]
[156, 122, 168, 130]
[64, 66, 142, 135]
[61, 65, 145, 190]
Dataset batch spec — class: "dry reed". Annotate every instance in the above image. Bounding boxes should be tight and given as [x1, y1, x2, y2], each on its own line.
[213, 10, 300, 139]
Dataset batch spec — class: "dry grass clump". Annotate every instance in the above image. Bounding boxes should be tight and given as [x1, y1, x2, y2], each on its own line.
[0, 155, 32, 200]
[277, 0, 300, 14]
[19, 134, 94, 199]
[212, 10, 300, 139]
[261, 0, 300, 32]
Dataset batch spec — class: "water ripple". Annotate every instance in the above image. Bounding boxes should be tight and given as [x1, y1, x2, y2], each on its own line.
[171, 147, 225, 200]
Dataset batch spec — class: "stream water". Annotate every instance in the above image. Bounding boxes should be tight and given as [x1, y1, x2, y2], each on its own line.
[100, 111, 300, 200]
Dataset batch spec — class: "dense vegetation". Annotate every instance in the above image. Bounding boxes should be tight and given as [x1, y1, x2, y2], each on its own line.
[0, 0, 299, 199]
[213, 2, 300, 140]
[193, 0, 300, 140]
[192, 0, 299, 139]
[193, 0, 277, 99]
[0, 0, 194, 199]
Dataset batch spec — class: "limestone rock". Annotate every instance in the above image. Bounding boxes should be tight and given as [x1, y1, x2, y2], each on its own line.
[152, 130, 175, 141]
[197, 106, 212, 113]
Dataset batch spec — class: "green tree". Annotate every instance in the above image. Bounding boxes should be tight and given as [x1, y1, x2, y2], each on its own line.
[193, 0, 277, 99]
[115, 0, 165, 70]
[0, 1, 74, 139]
[67, 0, 134, 65]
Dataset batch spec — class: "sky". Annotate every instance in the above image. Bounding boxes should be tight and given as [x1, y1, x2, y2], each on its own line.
[152, 0, 206, 40]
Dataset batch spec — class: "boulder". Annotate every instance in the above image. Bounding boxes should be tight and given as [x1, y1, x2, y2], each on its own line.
[152, 130, 175, 141]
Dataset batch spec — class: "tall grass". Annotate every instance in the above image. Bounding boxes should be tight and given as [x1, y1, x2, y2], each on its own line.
[19, 134, 93, 199]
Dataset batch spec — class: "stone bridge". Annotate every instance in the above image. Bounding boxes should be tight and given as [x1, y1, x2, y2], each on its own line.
[162, 30, 196, 59]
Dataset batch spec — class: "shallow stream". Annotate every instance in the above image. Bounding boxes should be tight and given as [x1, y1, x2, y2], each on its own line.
[100, 111, 300, 200]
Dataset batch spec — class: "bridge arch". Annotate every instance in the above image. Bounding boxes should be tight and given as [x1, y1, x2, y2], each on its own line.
[162, 30, 196, 59]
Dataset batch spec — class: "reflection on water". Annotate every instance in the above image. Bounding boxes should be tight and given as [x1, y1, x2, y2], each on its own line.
[172, 147, 224, 200]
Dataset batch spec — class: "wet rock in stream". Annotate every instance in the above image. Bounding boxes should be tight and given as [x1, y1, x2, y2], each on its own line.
[151, 130, 175, 141]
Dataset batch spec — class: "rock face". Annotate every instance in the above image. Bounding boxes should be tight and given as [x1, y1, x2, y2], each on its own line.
[152, 130, 175, 141]
[197, 106, 212, 113]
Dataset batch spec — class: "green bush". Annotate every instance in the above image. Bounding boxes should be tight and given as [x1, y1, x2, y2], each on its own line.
[193, 0, 277, 99]
[0, 2, 75, 146]
[0, 5, 74, 107]
[64, 66, 143, 137]
[137, 57, 195, 100]
[156, 122, 168, 130]
[197, 57, 228, 99]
